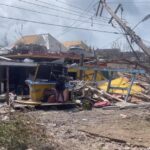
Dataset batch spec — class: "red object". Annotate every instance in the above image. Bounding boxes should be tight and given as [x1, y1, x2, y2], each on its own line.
[94, 101, 111, 108]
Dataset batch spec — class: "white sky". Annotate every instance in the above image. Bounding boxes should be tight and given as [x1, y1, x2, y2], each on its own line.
[0, 0, 150, 51]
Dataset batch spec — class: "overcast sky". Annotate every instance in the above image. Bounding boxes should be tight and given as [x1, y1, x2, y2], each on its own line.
[0, 0, 150, 51]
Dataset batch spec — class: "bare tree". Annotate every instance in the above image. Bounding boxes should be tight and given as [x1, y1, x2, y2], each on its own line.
[1, 32, 9, 47]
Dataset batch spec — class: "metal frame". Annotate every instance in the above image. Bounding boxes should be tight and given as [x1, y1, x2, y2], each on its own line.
[71, 66, 145, 74]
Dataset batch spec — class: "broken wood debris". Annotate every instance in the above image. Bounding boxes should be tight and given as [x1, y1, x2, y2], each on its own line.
[70, 75, 150, 109]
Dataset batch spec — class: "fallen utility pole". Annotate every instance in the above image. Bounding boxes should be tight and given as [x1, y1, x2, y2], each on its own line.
[96, 0, 150, 57]
[108, 4, 122, 24]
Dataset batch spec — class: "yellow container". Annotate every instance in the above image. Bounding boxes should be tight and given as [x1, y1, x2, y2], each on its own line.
[29, 82, 56, 101]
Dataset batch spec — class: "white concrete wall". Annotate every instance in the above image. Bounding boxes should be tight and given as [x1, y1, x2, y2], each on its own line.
[42, 34, 68, 52]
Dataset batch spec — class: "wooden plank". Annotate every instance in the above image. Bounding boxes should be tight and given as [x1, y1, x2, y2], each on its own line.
[15, 100, 75, 106]
[34, 64, 40, 81]
[107, 71, 113, 93]
[0, 61, 37, 67]
[87, 86, 124, 102]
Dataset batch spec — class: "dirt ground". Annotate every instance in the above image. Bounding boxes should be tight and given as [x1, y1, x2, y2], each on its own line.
[25, 106, 150, 150]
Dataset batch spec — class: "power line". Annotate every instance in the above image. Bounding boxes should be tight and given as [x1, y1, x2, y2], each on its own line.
[0, 3, 113, 27]
[19, 0, 108, 22]
[58, 10, 118, 37]
[107, 1, 150, 5]
[19, 0, 85, 17]
[19, 0, 112, 24]
[51, 0, 89, 12]
[36, 0, 101, 18]
[0, 15, 125, 35]
[43, 0, 100, 16]
[108, 1, 150, 3]
[28, 0, 123, 26]
[123, 31, 141, 61]
[34, 0, 85, 14]
[58, 0, 97, 37]
[12, 0, 116, 28]
[100, 35, 123, 49]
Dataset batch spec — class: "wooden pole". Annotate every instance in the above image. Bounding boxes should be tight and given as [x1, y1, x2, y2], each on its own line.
[79, 54, 84, 80]
[6, 66, 9, 105]
[93, 50, 98, 82]
[107, 71, 113, 93]
[34, 64, 40, 81]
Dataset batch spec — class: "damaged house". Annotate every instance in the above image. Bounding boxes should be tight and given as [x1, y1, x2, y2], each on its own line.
[63, 41, 93, 57]
[0, 34, 91, 96]
[0, 33, 69, 96]
[12, 33, 68, 53]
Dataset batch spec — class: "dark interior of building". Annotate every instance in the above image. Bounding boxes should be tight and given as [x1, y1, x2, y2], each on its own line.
[0, 64, 67, 96]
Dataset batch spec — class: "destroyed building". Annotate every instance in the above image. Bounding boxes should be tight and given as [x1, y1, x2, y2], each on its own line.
[64, 41, 93, 57]
[0, 35, 93, 96]
[96, 48, 121, 59]
[0, 0, 150, 149]
[12, 33, 68, 53]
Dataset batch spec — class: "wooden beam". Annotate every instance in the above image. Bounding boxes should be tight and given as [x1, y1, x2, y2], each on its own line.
[34, 64, 40, 81]
[124, 74, 136, 102]
[6, 66, 9, 105]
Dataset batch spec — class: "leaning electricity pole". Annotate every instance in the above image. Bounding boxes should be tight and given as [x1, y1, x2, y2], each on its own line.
[96, 0, 150, 57]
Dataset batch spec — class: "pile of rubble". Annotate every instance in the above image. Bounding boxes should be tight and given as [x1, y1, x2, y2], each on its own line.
[70, 74, 150, 109]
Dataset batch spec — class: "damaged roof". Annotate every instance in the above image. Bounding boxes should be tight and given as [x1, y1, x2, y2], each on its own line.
[13, 33, 68, 52]
[63, 41, 90, 51]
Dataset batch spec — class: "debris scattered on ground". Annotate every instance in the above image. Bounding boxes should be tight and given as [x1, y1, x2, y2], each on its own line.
[24, 107, 150, 150]
[120, 113, 128, 119]
[70, 73, 150, 110]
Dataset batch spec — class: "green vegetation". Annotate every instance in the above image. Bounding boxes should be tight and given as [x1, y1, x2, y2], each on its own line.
[0, 113, 47, 150]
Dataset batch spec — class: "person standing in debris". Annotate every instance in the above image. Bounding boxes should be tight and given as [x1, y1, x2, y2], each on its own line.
[55, 76, 66, 102]
[44, 76, 69, 103]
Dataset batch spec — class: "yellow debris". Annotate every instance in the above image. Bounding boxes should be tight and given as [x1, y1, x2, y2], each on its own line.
[98, 77, 143, 95]
[83, 70, 105, 81]
[68, 68, 105, 81]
